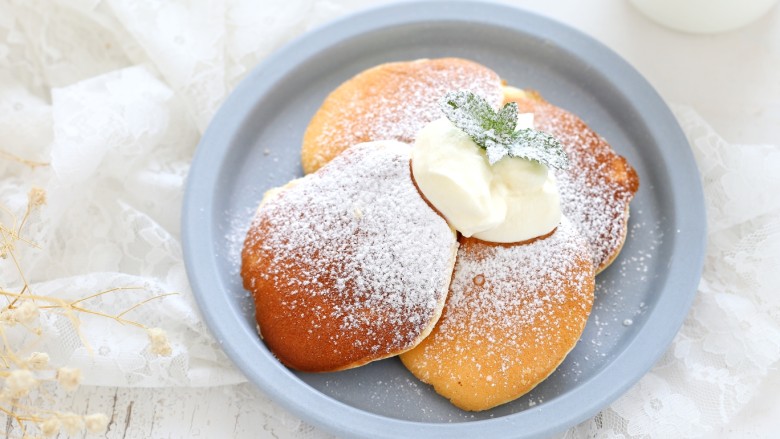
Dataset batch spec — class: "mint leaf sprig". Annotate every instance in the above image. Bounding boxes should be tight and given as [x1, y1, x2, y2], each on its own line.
[441, 91, 569, 169]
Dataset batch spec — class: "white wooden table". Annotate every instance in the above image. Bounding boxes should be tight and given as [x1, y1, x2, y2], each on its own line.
[27, 1, 779, 437]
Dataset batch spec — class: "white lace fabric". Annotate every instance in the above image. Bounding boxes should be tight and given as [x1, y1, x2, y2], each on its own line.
[1, 0, 778, 437]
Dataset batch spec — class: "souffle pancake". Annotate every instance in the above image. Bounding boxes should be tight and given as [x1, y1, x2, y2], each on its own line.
[241, 141, 458, 372]
[400, 219, 594, 411]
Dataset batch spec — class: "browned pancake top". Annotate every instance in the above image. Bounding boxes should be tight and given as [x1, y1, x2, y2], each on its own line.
[242, 142, 457, 372]
[400, 217, 594, 411]
[302, 58, 503, 174]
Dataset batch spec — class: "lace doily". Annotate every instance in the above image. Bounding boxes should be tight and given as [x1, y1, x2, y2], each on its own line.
[561, 106, 780, 438]
[1, 0, 778, 437]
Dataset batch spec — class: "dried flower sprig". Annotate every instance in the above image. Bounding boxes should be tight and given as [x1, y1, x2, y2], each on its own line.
[0, 184, 178, 437]
[0, 149, 48, 170]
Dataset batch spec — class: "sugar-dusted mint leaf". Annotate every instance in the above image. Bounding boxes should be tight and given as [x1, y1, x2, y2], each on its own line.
[441, 91, 513, 148]
[495, 101, 518, 135]
[441, 91, 569, 169]
[508, 129, 570, 170]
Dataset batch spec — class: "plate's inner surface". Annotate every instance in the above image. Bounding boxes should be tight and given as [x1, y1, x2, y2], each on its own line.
[216, 21, 673, 422]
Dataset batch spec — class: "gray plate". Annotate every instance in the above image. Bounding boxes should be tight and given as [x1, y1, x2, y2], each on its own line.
[182, 2, 706, 438]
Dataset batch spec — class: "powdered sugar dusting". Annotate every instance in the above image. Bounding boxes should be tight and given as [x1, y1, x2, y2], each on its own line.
[305, 58, 502, 172]
[403, 218, 594, 408]
[242, 141, 457, 370]
[509, 96, 639, 271]
[442, 218, 592, 342]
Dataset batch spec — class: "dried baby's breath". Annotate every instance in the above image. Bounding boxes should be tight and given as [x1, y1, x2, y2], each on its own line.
[0, 184, 178, 436]
[4, 370, 37, 398]
[58, 412, 83, 435]
[84, 413, 109, 433]
[147, 327, 172, 356]
[27, 188, 46, 207]
[0, 309, 15, 326]
[39, 417, 60, 436]
[56, 368, 81, 392]
[12, 301, 38, 325]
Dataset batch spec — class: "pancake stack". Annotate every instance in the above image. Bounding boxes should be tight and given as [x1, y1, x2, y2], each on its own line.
[241, 58, 638, 410]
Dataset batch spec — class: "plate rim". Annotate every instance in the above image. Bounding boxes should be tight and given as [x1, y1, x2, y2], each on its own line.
[182, 1, 707, 438]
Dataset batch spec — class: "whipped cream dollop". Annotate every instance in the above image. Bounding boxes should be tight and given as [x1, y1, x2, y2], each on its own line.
[411, 116, 561, 243]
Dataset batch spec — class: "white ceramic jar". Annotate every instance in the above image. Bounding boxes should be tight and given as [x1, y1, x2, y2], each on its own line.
[630, 0, 779, 33]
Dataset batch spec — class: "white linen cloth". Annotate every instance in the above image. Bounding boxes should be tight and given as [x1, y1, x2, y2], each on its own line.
[1, 0, 778, 436]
